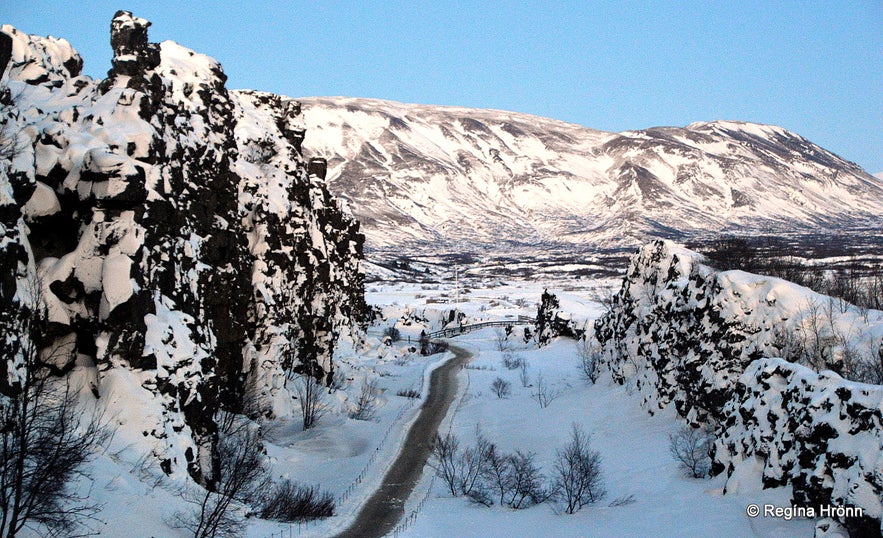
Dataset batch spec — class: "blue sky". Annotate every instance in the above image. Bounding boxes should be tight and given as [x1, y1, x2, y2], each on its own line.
[3, 1, 881, 172]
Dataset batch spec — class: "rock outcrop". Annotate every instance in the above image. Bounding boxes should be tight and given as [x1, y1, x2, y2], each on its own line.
[594, 240, 883, 532]
[0, 12, 366, 485]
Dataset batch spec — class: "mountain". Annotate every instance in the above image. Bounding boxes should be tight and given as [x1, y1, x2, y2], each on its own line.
[297, 97, 883, 252]
[0, 12, 365, 485]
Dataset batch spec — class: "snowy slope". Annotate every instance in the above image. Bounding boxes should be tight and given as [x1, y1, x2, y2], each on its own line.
[298, 97, 883, 251]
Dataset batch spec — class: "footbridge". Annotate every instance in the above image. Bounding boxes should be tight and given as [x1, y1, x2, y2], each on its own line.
[427, 316, 535, 339]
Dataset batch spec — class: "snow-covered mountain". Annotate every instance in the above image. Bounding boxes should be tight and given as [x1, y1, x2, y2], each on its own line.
[298, 97, 883, 251]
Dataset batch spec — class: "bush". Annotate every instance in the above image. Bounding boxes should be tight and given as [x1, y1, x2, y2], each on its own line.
[429, 433, 462, 496]
[383, 326, 401, 343]
[257, 480, 334, 522]
[575, 337, 601, 383]
[175, 425, 269, 538]
[501, 350, 523, 370]
[292, 370, 327, 430]
[505, 451, 550, 509]
[396, 388, 421, 399]
[532, 374, 560, 409]
[552, 424, 605, 514]
[490, 377, 511, 399]
[348, 378, 379, 421]
[669, 424, 714, 478]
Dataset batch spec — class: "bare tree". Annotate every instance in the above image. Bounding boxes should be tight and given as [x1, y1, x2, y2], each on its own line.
[291, 370, 327, 430]
[494, 329, 511, 352]
[532, 374, 560, 409]
[501, 350, 523, 370]
[429, 433, 461, 496]
[0, 375, 110, 537]
[0, 84, 25, 162]
[668, 424, 714, 479]
[456, 429, 492, 499]
[481, 444, 513, 507]
[518, 359, 530, 388]
[575, 337, 601, 383]
[505, 450, 549, 509]
[348, 378, 379, 421]
[257, 479, 334, 522]
[1, 279, 111, 538]
[552, 424, 605, 514]
[490, 377, 511, 399]
[175, 425, 268, 538]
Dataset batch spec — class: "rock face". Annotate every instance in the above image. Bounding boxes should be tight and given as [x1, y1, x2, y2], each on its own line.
[594, 240, 883, 532]
[297, 97, 883, 252]
[716, 359, 883, 537]
[0, 12, 366, 485]
[534, 290, 582, 346]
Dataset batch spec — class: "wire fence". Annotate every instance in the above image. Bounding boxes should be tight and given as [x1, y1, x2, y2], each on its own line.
[388, 356, 473, 537]
[261, 352, 454, 538]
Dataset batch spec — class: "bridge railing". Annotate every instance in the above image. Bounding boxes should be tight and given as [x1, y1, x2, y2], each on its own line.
[427, 318, 535, 340]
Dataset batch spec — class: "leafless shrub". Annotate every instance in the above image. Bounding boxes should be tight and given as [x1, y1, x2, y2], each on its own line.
[0, 376, 111, 537]
[505, 450, 550, 509]
[257, 479, 334, 522]
[669, 424, 714, 479]
[173, 425, 268, 538]
[382, 326, 401, 343]
[0, 84, 25, 161]
[456, 430, 493, 498]
[396, 388, 421, 399]
[501, 350, 523, 370]
[495, 329, 511, 352]
[348, 378, 379, 421]
[429, 433, 461, 496]
[552, 424, 606, 514]
[532, 374, 560, 409]
[291, 371, 327, 430]
[608, 494, 637, 507]
[464, 364, 495, 371]
[841, 343, 883, 385]
[576, 337, 601, 383]
[490, 377, 511, 399]
[518, 359, 530, 388]
[0, 278, 111, 538]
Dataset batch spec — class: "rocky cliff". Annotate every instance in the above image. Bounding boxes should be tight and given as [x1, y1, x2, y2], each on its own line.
[594, 240, 883, 533]
[0, 12, 366, 484]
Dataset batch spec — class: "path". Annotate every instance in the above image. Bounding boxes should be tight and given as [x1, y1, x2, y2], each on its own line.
[333, 344, 472, 538]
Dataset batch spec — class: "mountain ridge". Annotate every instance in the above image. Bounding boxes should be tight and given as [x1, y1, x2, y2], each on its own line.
[293, 96, 883, 252]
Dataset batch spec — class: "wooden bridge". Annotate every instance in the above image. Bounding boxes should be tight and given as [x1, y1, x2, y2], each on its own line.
[427, 316, 535, 339]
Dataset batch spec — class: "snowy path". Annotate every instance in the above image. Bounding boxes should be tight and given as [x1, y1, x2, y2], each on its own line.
[333, 344, 472, 538]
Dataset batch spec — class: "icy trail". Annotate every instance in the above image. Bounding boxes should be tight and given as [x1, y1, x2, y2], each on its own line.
[334, 345, 473, 538]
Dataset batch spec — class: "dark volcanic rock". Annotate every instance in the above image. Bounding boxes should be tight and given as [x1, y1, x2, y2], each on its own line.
[0, 14, 366, 485]
[594, 240, 883, 532]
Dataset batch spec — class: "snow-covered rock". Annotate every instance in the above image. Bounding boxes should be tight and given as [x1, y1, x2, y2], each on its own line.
[0, 12, 366, 485]
[594, 240, 883, 531]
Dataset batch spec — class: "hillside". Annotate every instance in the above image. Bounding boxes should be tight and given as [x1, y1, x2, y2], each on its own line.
[297, 97, 883, 252]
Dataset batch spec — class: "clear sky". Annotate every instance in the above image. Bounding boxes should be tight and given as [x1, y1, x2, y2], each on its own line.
[3, 1, 881, 173]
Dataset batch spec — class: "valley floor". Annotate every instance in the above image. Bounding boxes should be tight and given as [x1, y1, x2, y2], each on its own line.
[254, 281, 818, 538]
